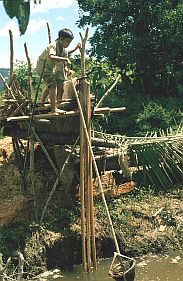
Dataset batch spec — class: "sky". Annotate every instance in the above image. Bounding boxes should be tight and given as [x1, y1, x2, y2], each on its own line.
[0, 0, 92, 68]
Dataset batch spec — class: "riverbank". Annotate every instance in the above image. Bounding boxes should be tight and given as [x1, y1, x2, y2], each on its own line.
[0, 137, 182, 276]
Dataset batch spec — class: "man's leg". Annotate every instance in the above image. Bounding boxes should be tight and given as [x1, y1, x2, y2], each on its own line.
[49, 86, 57, 112]
[40, 86, 49, 102]
[57, 82, 64, 104]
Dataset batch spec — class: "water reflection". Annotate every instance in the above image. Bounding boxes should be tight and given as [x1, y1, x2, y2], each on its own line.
[57, 254, 182, 281]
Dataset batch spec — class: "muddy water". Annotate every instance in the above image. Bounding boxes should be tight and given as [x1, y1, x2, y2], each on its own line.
[57, 254, 182, 281]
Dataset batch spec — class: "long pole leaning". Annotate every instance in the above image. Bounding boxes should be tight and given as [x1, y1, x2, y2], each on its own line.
[71, 79, 120, 254]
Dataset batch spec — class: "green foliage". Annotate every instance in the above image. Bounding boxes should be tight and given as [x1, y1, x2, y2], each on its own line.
[136, 101, 182, 133]
[78, 0, 183, 96]
[0, 221, 31, 259]
[14, 60, 42, 96]
[47, 208, 77, 233]
[3, 0, 30, 35]
[72, 55, 120, 95]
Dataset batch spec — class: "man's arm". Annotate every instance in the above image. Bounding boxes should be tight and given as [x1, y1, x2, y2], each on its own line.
[49, 55, 71, 65]
[68, 43, 81, 56]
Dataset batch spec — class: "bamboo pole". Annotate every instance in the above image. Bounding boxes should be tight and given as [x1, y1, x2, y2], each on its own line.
[84, 81, 91, 271]
[46, 22, 51, 44]
[72, 79, 120, 254]
[87, 81, 97, 269]
[79, 27, 89, 77]
[79, 28, 89, 272]
[96, 75, 121, 108]
[30, 136, 38, 220]
[31, 127, 59, 177]
[9, 30, 13, 81]
[79, 89, 87, 272]
[24, 42, 32, 99]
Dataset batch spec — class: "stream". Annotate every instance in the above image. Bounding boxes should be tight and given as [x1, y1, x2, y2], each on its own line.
[55, 254, 182, 281]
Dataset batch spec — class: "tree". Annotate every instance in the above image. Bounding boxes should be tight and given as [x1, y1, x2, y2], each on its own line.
[3, 0, 40, 35]
[77, 0, 183, 96]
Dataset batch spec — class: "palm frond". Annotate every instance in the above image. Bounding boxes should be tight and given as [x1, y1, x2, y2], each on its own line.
[93, 126, 183, 188]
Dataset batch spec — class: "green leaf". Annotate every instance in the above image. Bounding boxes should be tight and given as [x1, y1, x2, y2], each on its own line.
[3, 0, 19, 18]
[3, 0, 30, 35]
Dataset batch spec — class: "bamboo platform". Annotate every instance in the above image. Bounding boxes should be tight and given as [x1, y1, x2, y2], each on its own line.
[0, 97, 125, 144]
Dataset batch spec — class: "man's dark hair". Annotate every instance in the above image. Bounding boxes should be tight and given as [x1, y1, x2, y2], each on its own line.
[58, 28, 74, 40]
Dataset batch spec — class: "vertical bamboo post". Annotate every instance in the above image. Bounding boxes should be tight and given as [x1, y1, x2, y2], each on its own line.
[80, 91, 87, 272]
[24, 43, 32, 99]
[46, 22, 51, 44]
[79, 28, 89, 272]
[79, 83, 87, 271]
[9, 30, 13, 81]
[84, 81, 91, 271]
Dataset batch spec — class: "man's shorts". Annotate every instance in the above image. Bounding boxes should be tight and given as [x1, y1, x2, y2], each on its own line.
[36, 60, 66, 88]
